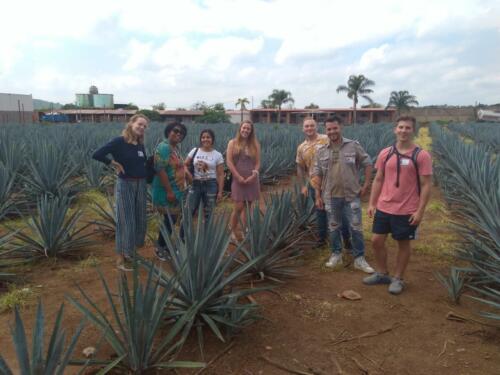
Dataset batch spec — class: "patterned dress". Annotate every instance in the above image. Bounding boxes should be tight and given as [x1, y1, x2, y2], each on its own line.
[152, 141, 186, 214]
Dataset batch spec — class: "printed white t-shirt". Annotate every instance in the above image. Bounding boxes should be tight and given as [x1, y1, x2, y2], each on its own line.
[187, 148, 224, 180]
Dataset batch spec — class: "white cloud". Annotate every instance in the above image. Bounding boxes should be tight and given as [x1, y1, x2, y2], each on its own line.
[1, 0, 499, 107]
[123, 39, 154, 71]
[152, 36, 264, 71]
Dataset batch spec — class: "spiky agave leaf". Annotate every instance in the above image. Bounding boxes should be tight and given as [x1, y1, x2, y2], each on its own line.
[21, 142, 79, 200]
[82, 159, 112, 191]
[0, 231, 20, 284]
[67, 261, 204, 373]
[291, 181, 315, 229]
[435, 267, 467, 304]
[236, 195, 305, 283]
[143, 206, 267, 355]
[89, 194, 116, 238]
[0, 162, 17, 220]
[430, 124, 500, 321]
[0, 300, 85, 375]
[11, 195, 95, 259]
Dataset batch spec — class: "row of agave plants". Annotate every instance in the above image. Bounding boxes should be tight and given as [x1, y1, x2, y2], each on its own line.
[0, 186, 316, 373]
[431, 124, 499, 321]
[0, 122, 305, 221]
[447, 122, 500, 154]
[0, 121, 394, 220]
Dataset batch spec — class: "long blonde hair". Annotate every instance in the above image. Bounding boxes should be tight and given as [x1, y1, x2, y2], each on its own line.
[122, 114, 149, 144]
[233, 120, 259, 158]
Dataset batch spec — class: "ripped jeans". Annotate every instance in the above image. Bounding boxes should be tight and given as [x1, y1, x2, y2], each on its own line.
[325, 197, 365, 258]
[187, 179, 218, 219]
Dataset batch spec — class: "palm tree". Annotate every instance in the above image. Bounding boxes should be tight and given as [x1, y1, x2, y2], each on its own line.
[235, 97, 250, 122]
[268, 89, 294, 124]
[336, 75, 375, 125]
[260, 99, 275, 109]
[386, 91, 419, 116]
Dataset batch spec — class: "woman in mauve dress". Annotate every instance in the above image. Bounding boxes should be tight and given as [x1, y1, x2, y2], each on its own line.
[226, 120, 261, 241]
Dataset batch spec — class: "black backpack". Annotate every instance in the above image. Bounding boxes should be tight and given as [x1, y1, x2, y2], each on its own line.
[383, 144, 422, 195]
[145, 155, 156, 184]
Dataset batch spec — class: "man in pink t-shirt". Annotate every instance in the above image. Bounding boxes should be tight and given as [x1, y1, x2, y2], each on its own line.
[363, 116, 432, 295]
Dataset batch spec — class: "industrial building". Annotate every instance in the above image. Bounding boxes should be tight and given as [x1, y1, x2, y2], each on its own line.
[75, 93, 114, 108]
[0, 93, 35, 124]
[75, 86, 114, 108]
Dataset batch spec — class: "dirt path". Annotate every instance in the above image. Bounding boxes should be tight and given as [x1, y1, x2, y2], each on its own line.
[0, 184, 499, 374]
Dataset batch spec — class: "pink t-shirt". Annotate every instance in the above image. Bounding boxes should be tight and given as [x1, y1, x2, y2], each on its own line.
[375, 146, 432, 215]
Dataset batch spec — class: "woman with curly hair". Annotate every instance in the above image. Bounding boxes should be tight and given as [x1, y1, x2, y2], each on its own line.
[152, 121, 189, 261]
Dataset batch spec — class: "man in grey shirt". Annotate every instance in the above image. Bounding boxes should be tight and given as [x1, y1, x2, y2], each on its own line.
[311, 116, 374, 273]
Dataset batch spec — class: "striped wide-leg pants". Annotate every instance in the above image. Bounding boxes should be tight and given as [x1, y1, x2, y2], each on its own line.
[114, 177, 147, 257]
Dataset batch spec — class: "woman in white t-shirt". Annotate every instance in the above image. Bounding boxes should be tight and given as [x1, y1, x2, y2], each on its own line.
[184, 129, 225, 218]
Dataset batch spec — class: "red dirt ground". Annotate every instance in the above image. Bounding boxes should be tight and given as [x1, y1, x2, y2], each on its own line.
[0, 185, 499, 375]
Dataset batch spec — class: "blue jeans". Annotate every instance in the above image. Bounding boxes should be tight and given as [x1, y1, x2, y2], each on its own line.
[326, 197, 364, 258]
[308, 185, 350, 243]
[157, 212, 178, 251]
[188, 179, 218, 219]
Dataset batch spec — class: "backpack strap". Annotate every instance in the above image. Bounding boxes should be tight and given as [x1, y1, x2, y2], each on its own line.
[411, 147, 422, 195]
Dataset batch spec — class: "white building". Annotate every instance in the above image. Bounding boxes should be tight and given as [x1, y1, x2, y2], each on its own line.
[0, 93, 34, 124]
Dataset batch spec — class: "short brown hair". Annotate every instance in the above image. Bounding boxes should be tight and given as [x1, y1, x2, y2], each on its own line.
[325, 116, 342, 125]
[395, 116, 416, 130]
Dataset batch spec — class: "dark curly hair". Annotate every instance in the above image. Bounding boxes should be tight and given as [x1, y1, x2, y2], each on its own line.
[164, 121, 187, 140]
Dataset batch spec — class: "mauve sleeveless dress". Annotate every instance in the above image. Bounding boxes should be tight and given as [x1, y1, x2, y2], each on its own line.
[231, 152, 260, 202]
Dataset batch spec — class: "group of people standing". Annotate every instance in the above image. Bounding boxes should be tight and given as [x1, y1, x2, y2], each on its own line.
[92, 115, 260, 271]
[93, 113, 432, 295]
[299, 115, 432, 295]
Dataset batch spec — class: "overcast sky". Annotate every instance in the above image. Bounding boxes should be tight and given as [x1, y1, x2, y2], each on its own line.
[1, 0, 499, 109]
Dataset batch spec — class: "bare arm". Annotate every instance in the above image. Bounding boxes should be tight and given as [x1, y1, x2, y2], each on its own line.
[360, 164, 373, 197]
[368, 167, 384, 217]
[254, 143, 261, 172]
[216, 164, 224, 200]
[409, 175, 432, 225]
[297, 164, 308, 195]
[245, 143, 261, 184]
[311, 153, 324, 209]
[226, 140, 244, 183]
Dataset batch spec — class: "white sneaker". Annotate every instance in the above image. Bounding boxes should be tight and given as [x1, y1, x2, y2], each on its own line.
[325, 253, 343, 268]
[353, 256, 375, 274]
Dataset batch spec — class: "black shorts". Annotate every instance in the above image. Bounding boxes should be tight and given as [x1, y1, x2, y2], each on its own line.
[372, 209, 418, 240]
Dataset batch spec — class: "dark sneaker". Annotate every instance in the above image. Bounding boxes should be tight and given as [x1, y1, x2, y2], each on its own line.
[388, 278, 405, 295]
[363, 272, 392, 285]
[154, 247, 168, 262]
